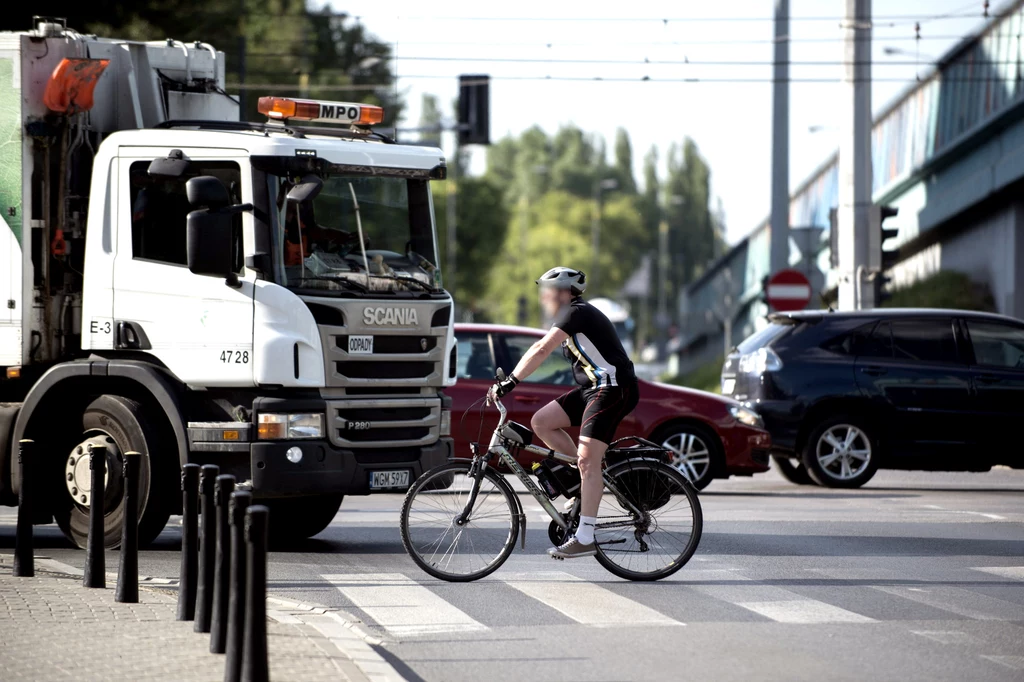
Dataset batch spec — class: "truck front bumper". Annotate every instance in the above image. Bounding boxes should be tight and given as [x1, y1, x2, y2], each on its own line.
[249, 437, 453, 496]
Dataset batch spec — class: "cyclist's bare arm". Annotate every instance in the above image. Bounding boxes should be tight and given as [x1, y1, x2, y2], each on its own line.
[510, 328, 567, 381]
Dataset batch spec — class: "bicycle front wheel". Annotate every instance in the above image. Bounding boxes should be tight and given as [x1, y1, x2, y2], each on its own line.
[400, 460, 519, 582]
[594, 458, 703, 581]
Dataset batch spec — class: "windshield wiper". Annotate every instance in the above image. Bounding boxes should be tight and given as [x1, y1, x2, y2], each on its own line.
[369, 274, 436, 292]
[290, 275, 369, 293]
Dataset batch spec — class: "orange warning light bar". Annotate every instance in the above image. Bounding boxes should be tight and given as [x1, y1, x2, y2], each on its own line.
[257, 96, 384, 125]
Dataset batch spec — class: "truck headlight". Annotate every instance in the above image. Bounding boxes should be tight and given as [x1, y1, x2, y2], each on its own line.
[729, 405, 764, 429]
[439, 409, 451, 437]
[257, 413, 324, 440]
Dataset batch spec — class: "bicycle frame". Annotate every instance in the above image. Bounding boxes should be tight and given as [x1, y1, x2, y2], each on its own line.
[461, 396, 647, 539]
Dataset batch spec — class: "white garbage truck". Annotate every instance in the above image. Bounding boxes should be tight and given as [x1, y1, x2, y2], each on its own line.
[0, 20, 456, 548]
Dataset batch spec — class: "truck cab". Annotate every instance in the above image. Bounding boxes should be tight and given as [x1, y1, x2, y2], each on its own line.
[0, 23, 455, 548]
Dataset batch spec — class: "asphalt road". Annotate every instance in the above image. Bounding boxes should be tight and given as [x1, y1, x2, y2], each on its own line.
[2, 467, 1023, 682]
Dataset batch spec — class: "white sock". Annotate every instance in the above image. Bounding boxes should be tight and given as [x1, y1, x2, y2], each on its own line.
[574, 516, 597, 545]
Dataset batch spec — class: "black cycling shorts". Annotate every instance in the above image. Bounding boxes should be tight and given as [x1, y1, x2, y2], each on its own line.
[555, 382, 639, 445]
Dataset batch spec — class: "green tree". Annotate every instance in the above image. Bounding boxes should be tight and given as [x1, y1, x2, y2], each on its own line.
[664, 138, 714, 303]
[417, 94, 443, 148]
[613, 128, 638, 195]
[434, 177, 510, 317]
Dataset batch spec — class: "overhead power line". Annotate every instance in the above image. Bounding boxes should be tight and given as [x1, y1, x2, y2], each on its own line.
[226, 73, 1020, 90]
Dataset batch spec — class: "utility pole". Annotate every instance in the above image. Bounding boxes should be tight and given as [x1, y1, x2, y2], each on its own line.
[590, 178, 617, 291]
[237, 0, 247, 120]
[838, 0, 873, 310]
[655, 219, 669, 359]
[769, 0, 790, 276]
[446, 137, 458, 290]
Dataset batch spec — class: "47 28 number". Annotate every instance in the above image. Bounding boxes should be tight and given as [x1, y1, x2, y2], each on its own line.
[220, 350, 250, 364]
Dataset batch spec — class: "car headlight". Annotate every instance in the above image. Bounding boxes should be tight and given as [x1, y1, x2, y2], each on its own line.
[737, 347, 783, 374]
[439, 408, 451, 437]
[729, 405, 764, 429]
[257, 413, 324, 440]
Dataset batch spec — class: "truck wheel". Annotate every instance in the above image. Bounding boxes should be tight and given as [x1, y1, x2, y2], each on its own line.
[52, 395, 172, 549]
[771, 456, 816, 485]
[800, 415, 878, 488]
[267, 494, 343, 542]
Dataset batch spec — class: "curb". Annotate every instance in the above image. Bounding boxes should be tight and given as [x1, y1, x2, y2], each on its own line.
[0, 554, 407, 682]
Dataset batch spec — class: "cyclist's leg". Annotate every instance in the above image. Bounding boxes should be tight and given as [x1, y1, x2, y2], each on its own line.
[531, 389, 583, 457]
[577, 436, 608, 517]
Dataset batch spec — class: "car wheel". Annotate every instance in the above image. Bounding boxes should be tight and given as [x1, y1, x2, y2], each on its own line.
[52, 395, 172, 549]
[800, 415, 878, 488]
[655, 423, 721, 491]
[771, 455, 816, 485]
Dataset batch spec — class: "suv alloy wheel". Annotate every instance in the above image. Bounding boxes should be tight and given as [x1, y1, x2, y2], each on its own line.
[801, 414, 879, 488]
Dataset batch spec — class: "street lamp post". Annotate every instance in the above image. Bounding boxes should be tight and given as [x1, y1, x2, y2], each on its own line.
[590, 178, 619, 291]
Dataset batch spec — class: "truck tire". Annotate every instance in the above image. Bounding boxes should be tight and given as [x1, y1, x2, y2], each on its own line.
[267, 494, 343, 543]
[52, 395, 172, 549]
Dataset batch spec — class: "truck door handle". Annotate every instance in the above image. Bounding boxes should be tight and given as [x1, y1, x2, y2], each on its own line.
[860, 366, 887, 376]
[975, 373, 999, 384]
[513, 395, 539, 404]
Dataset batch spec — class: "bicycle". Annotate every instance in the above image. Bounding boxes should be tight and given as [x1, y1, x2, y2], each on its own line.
[400, 370, 703, 582]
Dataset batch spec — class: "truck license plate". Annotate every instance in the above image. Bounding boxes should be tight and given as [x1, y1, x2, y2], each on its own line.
[348, 335, 373, 354]
[369, 470, 410, 490]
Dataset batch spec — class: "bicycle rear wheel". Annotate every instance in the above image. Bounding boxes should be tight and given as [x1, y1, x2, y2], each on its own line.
[400, 460, 519, 582]
[594, 458, 702, 581]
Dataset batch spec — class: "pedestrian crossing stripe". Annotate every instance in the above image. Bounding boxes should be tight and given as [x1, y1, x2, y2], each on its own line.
[321, 573, 487, 637]
[320, 568, 1024, 638]
[503, 572, 684, 627]
[971, 566, 1024, 581]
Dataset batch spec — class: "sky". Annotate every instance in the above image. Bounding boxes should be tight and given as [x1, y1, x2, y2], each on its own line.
[325, 1, 997, 244]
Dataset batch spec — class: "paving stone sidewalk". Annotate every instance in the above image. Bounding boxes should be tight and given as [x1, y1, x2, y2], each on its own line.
[0, 558, 402, 682]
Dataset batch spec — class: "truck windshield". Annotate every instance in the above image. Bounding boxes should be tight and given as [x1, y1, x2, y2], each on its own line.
[262, 168, 440, 295]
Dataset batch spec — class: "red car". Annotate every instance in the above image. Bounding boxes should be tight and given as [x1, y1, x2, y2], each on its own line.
[449, 323, 771, 490]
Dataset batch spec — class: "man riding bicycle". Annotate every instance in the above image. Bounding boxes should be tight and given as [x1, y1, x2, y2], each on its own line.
[488, 266, 639, 558]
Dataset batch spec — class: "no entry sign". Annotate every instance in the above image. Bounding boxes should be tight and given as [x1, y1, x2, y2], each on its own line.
[766, 269, 812, 312]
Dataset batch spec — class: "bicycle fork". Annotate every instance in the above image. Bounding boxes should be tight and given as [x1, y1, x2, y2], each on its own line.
[454, 458, 529, 550]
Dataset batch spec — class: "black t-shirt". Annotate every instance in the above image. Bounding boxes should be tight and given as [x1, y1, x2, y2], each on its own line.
[553, 298, 636, 388]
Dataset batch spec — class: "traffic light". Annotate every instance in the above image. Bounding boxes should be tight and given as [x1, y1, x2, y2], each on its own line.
[828, 207, 839, 268]
[457, 75, 490, 145]
[869, 205, 899, 305]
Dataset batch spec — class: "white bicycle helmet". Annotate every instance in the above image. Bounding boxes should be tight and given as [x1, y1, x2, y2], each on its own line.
[536, 266, 586, 296]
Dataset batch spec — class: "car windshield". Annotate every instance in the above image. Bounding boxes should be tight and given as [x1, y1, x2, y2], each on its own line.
[736, 322, 793, 354]
[258, 161, 441, 296]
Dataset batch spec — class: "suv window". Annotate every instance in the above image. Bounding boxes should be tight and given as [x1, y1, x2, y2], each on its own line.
[966, 321, 1024, 369]
[502, 335, 574, 385]
[890, 319, 959, 364]
[860, 321, 894, 358]
[736, 322, 793, 354]
[456, 333, 494, 379]
[129, 160, 242, 268]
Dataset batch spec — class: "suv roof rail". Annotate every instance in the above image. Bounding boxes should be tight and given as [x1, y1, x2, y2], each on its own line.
[154, 119, 396, 144]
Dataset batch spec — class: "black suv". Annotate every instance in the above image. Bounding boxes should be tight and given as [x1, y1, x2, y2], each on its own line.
[721, 308, 1024, 488]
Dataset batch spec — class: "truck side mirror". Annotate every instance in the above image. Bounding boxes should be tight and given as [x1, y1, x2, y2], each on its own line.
[186, 175, 231, 209]
[148, 149, 190, 178]
[286, 174, 323, 202]
[187, 209, 235, 282]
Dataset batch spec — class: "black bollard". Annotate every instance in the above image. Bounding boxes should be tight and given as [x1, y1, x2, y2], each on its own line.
[14, 440, 34, 577]
[224, 491, 252, 682]
[210, 474, 236, 653]
[83, 444, 106, 588]
[115, 451, 141, 603]
[195, 464, 220, 633]
[241, 505, 269, 682]
[177, 463, 201, 621]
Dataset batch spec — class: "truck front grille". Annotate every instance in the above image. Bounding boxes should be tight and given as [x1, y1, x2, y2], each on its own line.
[336, 361, 434, 380]
[328, 397, 440, 449]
